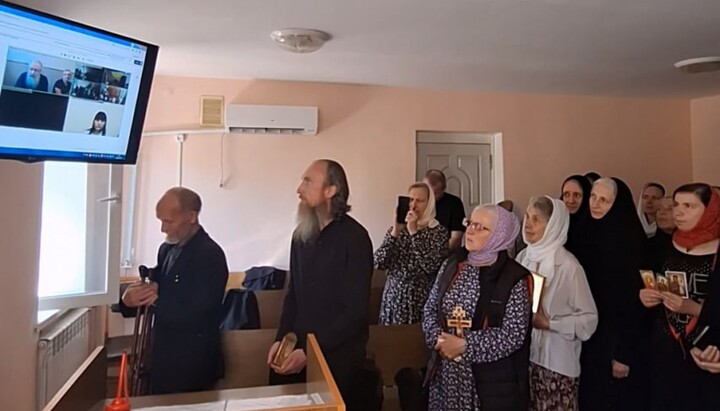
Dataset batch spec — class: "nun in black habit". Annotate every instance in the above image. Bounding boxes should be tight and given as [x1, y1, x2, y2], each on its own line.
[640, 196, 675, 273]
[560, 174, 593, 256]
[572, 177, 647, 411]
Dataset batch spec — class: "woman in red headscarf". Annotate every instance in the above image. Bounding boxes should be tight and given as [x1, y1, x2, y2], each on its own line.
[639, 183, 720, 411]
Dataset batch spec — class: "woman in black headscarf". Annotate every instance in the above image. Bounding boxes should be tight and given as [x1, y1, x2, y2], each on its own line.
[572, 177, 646, 411]
[560, 175, 593, 255]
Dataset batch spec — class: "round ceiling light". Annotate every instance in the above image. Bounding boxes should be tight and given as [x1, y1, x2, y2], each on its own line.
[270, 29, 331, 54]
[674, 56, 720, 74]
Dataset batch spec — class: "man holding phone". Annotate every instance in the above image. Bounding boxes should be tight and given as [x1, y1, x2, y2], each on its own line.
[423, 169, 466, 251]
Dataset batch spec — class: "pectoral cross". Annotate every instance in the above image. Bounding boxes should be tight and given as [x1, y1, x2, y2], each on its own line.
[447, 306, 472, 338]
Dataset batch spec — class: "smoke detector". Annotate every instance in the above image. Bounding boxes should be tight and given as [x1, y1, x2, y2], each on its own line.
[271, 28, 331, 53]
[674, 57, 720, 74]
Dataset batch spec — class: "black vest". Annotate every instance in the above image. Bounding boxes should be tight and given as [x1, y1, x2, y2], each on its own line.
[426, 249, 531, 411]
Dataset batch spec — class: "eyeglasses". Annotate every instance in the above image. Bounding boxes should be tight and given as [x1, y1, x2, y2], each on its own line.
[462, 218, 490, 232]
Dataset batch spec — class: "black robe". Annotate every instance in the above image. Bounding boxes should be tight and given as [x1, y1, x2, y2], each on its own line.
[121, 226, 229, 394]
[695, 244, 720, 410]
[572, 178, 647, 411]
[698, 245, 720, 344]
[274, 215, 374, 411]
[561, 174, 592, 256]
[641, 229, 673, 273]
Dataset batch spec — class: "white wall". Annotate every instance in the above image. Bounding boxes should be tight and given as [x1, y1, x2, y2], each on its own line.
[0, 161, 42, 411]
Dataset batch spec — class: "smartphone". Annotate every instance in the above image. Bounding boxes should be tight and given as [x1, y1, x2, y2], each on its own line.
[396, 196, 410, 224]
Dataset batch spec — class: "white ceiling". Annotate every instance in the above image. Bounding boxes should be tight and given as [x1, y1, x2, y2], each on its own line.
[14, 0, 720, 97]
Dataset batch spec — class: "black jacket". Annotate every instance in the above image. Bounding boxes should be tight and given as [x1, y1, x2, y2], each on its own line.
[121, 226, 229, 394]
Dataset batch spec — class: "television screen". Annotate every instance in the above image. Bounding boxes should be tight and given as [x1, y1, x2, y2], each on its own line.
[0, 1, 158, 164]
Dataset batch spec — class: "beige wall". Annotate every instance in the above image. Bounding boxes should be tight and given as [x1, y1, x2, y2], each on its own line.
[0, 76, 702, 406]
[0, 162, 42, 410]
[691, 94, 720, 184]
[130, 76, 693, 271]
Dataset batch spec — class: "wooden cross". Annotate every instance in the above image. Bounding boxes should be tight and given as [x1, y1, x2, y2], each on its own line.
[447, 306, 472, 338]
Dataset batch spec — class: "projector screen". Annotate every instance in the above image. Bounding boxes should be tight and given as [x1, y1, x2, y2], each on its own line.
[0, 1, 158, 164]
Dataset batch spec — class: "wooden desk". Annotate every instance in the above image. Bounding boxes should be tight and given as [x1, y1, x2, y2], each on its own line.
[47, 335, 344, 411]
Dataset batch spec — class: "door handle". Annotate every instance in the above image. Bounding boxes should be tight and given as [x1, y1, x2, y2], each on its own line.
[97, 194, 121, 203]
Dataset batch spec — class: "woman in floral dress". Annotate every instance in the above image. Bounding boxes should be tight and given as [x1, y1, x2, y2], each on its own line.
[375, 182, 448, 324]
[423, 204, 532, 410]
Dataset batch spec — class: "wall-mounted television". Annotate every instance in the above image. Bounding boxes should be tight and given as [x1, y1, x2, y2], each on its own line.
[0, 0, 158, 164]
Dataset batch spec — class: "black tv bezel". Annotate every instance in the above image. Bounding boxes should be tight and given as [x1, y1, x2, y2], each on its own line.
[0, 0, 158, 165]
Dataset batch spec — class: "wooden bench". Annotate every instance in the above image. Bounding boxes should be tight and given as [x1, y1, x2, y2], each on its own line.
[255, 289, 288, 329]
[367, 324, 429, 388]
[368, 324, 429, 411]
[254, 280, 382, 328]
[219, 329, 278, 389]
[219, 324, 429, 390]
[226, 271, 246, 290]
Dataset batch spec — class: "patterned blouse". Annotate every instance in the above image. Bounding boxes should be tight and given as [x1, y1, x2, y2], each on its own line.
[422, 262, 530, 411]
[374, 225, 448, 324]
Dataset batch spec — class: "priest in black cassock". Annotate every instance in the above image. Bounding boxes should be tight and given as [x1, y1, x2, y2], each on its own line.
[268, 159, 373, 411]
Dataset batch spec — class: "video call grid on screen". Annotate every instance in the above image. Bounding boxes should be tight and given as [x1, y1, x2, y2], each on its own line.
[0, 3, 150, 160]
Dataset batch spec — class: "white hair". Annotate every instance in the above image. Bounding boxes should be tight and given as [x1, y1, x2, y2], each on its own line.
[470, 204, 499, 230]
[594, 177, 617, 197]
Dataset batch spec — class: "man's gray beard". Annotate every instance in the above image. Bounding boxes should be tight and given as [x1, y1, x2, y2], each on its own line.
[164, 235, 180, 245]
[293, 202, 319, 244]
[26, 75, 39, 88]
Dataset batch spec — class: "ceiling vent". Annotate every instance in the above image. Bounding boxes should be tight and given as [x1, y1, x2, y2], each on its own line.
[200, 95, 225, 127]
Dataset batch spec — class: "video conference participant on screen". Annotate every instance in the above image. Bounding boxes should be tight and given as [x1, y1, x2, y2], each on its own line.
[0, 69, 68, 130]
[88, 111, 107, 135]
[53, 69, 72, 95]
[15, 60, 49, 92]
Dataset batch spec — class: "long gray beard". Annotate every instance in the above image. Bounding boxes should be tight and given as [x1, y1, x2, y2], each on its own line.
[293, 202, 319, 244]
[26, 75, 39, 89]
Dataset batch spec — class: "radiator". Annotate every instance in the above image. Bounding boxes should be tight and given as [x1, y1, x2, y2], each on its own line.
[36, 308, 91, 410]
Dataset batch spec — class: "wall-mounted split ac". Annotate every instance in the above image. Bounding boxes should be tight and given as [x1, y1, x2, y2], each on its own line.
[224, 104, 318, 135]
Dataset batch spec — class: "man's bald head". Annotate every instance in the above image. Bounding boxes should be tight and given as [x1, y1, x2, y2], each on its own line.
[156, 187, 201, 244]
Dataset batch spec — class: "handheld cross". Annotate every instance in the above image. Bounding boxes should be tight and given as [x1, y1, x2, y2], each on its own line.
[447, 306, 472, 338]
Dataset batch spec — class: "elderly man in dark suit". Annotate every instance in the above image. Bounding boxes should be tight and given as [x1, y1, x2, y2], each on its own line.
[121, 187, 229, 395]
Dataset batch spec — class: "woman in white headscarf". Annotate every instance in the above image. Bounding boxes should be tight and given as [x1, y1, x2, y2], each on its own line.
[516, 196, 598, 411]
[637, 182, 665, 238]
[374, 182, 449, 324]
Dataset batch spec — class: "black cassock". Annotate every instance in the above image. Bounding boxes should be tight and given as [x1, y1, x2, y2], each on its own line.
[274, 215, 374, 410]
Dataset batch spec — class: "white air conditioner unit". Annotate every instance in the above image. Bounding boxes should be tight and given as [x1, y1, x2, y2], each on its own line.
[225, 104, 318, 135]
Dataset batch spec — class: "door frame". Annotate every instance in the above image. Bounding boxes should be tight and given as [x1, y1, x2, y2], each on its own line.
[416, 131, 505, 203]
